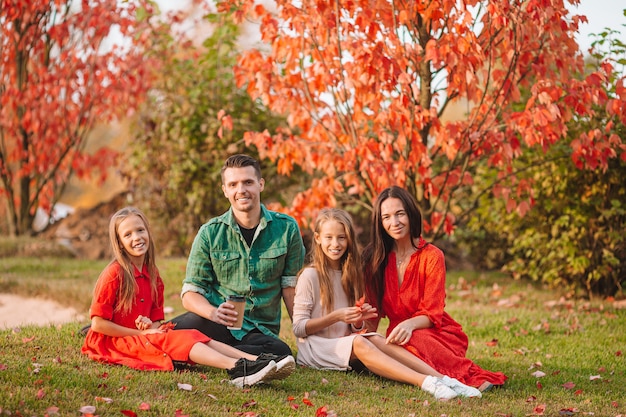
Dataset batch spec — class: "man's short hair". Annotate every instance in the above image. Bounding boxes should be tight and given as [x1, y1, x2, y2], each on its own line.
[221, 154, 262, 182]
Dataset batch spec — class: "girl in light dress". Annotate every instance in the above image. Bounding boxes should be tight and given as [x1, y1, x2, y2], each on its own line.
[292, 208, 482, 400]
[81, 206, 290, 387]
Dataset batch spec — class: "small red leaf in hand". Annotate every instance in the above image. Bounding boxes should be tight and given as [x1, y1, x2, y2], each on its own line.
[355, 296, 365, 308]
[159, 322, 176, 331]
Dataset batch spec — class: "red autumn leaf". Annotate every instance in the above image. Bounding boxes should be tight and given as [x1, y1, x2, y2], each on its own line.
[486, 339, 498, 347]
[36, 388, 45, 399]
[574, 389, 583, 395]
[174, 410, 189, 417]
[159, 322, 176, 331]
[612, 401, 619, 407]
[532, 404, 546, 415]
[22, 336, 36, 343]
[536, 381, 543, 390]
[290, 403, 299, 410]
[355, 296, 365, 308]
[526, 396, 537, 402]
[121, 410, 137, 417]
[139, 402, 150, 410]
[616, 351, 622, 356]
[562, 382, 575, 389]
[287, 396, 295, 401]
[303, 398, 314, 407]
[316, 405, 328, 416]
[242, 399, 257, 408]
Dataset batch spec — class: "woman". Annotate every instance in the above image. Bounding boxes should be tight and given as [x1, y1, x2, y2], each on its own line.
[363, 186, 507, 391]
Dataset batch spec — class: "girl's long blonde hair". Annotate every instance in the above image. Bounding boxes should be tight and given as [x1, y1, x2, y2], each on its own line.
[310, 208, 363, 314]
[107, 206, 158, 314]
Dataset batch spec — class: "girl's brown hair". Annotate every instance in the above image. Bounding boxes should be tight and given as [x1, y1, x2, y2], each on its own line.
[310, 208, 363, 314]
[107, 206, 158, 314]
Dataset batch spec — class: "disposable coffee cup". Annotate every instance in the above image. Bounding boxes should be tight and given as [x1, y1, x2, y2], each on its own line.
[227, 295, 246, 330]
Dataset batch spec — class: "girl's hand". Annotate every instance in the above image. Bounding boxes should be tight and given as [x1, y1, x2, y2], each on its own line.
[135, 315, 152, 330]
[358, 303, 378, 321]
[386, 320, 415, 345]
[334, 307, 363, 324]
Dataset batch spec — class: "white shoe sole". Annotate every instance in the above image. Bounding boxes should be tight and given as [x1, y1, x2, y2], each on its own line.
[229, 360, 277, 387]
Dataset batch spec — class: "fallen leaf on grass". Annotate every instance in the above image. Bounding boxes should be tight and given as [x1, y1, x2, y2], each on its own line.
[536, 381, 543, 390]
[526, 396, 537, 402]
[532, 371, 546, 378]
[242, 399, 257, 408]
[562, 382, 575, 390]
[486, 339, 498, 347]
[22, 336, 36, 343]
[177, 383, 193, 391]
[589, 375, 602, 381]
[37, 388, 45, 399]
[530, 403, 546, 415]
[94, 397, 113, 403]
[120, 410, 137, 417]
[574, 389, 583, 395]
[45, 406, 59, 416]
[79, 405, 96, 415]
[139, 402, 150, 410]
[558, 408, 578, 415]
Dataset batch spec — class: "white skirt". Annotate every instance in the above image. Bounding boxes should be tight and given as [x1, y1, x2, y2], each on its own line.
[296, 332, 380, 371]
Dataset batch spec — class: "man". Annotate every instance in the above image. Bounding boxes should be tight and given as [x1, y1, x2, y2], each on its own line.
[171, 154, 305, 362]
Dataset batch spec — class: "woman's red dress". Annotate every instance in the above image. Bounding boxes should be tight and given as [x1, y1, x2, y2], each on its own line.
[380, 239, 507, 388]
[81, 262, 210, 371]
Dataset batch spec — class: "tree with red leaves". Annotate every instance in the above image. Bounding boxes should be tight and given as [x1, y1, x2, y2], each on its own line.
[217, 0, 626, 239]
[0, 0, 158, 235]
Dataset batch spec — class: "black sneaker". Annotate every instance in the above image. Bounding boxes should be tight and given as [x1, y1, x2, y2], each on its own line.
[227, 358, 277, 388]
[256, 353, 296, 381]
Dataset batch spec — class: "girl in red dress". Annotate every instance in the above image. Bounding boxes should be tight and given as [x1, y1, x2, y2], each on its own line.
[81, 207, 285, 387]
[363, 187, 508, 391]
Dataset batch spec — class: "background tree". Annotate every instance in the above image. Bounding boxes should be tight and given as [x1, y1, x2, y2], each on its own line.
[126, 10, 302, 256]
[0, 0, 157, 236]
[459, 26, 626, 298]
[217, 0, 625, 239]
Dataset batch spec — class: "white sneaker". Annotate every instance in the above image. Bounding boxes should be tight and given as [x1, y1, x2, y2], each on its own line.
[441, 376, 482, 398]
[421, 375, 458, 400]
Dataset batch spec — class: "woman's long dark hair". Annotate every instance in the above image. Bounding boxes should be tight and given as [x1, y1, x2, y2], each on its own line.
[362, 186, 423, 310]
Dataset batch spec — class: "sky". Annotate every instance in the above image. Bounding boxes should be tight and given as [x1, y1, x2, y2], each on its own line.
[568, 0, 625, 53]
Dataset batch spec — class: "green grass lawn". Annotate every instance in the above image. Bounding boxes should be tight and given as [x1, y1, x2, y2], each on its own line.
[1, 256, 625, 416]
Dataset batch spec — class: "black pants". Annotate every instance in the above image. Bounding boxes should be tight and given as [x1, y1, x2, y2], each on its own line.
[169, 312, 292, 356]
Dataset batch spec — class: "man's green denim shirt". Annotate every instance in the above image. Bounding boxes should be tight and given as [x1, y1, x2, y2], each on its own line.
[182, 205, 305, 340]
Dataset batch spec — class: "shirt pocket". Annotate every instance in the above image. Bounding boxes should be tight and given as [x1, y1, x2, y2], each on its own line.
[211, 250, 243, 285]
[255, 246, 287, 282]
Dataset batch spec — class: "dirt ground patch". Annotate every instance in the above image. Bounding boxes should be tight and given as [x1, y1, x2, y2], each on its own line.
[40, 193, 131, 260]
